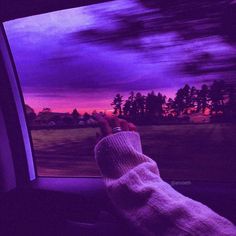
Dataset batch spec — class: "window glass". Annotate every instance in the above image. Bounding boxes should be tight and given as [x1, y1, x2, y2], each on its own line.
[4, 0, 236, 180]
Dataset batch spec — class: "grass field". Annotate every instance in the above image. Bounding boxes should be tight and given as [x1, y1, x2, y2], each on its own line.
[31, 123, 236, 181]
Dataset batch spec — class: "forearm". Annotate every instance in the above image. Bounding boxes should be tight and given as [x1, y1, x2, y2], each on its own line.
[95, 131, 236, 236]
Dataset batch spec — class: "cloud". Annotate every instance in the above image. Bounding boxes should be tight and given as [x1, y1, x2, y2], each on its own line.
[4, 0, 236, 112]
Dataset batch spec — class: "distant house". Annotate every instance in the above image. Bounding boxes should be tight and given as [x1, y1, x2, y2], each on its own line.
[35, 111, 72, 126]
[87, 118, 96, 126]
[29, 108, 97, 128]
[78, 118, 96, 127]
[78, 120, 85, 126]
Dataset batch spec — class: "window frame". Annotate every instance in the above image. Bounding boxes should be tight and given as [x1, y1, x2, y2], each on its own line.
[0, 23, 36, 183]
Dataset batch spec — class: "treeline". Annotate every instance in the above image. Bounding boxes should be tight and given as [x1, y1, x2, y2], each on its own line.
[111, 80, 236, 123]
[26, 80, 236, 128]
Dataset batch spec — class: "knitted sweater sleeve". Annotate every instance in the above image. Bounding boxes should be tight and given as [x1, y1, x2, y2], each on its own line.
[94, 131, 236, 236]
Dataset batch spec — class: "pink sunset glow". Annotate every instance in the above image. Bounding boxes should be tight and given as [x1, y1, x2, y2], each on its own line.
[23, 92, 114, 114]
[23, 88, 177, 114]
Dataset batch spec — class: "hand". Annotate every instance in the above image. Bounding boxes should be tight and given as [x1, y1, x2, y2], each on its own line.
[94, 114, 137, 140]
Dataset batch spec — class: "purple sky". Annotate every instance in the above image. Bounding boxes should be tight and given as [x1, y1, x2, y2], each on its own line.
[4, 0, 236, 113]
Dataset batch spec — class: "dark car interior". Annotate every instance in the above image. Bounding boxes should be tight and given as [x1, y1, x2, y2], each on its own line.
[0, 1, 236, 236]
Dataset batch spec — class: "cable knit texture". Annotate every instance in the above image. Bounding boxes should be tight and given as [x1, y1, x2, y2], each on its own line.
[95, 131, 236, 236]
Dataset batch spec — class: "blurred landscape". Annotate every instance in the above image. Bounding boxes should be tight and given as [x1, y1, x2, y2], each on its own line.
[25, 79, 236, 180]
[32, 124, 236, 181]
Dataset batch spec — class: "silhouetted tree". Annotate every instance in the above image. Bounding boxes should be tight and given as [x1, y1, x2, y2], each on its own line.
[196, 84, 209, 113]
[183, 84, 192, 113]
[135, 92, 145, 116]
[25, 105, 37, 124]
[110, 80, 236, 124]
[72, 109, 80, 122]
[189, 86, 198, 112]
[130, 92, 138, 116]
[173, 84, 195, 115]
[166, 98, 176, 117]
[146, 91, 166, 118]
[224, 85, 236, 121]
[173, 88, 185, 115]
[156, 92, 166, 117]
[124, 91, 137, 117]
[111, 94, 123, 115]
[123, 99, 132, 116]
[146, 91, 156, 115]
[209, 80, 226, 115]
[83, 112, 91, 122]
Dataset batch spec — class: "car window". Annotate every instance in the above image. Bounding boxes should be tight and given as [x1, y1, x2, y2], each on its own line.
[4, 0, 236, 180]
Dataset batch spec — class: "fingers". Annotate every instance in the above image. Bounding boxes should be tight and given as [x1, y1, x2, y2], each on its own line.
[107, 115, 120, 129]
[94, 114, 137, 140]
[119, 119, 129, 131]
[128, 122, 137, 132]
[107, 116, 137, 132]
[94, 114, 112, 137]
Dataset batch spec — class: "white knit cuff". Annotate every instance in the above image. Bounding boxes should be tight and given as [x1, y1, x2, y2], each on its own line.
[95, 131, 142, 154]
[94, 131, 154, 178]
